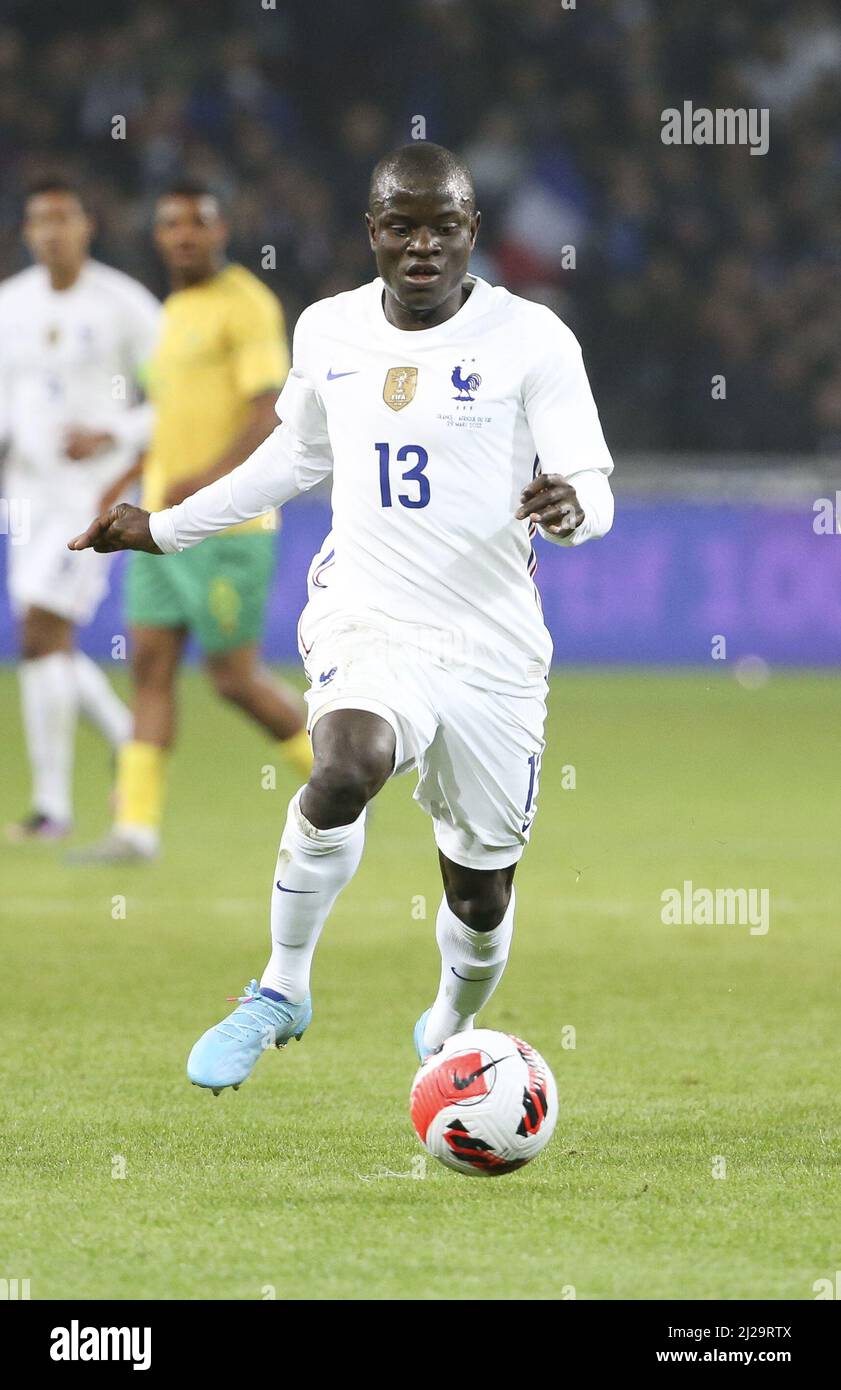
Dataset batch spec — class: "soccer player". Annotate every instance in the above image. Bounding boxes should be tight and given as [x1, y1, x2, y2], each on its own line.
[1, 179, 160, 840]
[73, 183, 312, 863]
[69, 144, 615, 1078]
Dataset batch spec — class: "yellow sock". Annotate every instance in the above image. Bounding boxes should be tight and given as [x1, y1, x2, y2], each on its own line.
[115, 741, 168, 831]
[276, 728, 313, 780]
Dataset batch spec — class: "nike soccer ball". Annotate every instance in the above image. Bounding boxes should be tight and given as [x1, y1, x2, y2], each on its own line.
[410, 1028, 558, 1176]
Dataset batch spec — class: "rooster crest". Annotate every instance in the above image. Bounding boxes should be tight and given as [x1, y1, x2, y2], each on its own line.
[451, 364, 482, 400]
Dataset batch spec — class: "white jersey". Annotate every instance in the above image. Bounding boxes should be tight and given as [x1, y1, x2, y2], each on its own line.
[151, 276, 614, 692]
[0, 259, 160, 503]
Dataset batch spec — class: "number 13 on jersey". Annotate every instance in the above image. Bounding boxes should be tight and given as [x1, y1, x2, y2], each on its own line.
[375, 442, 430, 509]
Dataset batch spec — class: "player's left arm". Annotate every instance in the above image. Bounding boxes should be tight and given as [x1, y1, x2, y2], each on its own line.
[163, 285, 290, 507]
[517, 314, 615, 546]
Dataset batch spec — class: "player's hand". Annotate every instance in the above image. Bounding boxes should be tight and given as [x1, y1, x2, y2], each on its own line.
[516, 474, 584, 537]
[67, 503, 161, 555]
[64, 428, 116, 460]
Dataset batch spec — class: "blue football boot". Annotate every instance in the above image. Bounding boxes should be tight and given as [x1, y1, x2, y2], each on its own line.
[188, 980, 312, 1094]
[413, 1008, 437, 1064]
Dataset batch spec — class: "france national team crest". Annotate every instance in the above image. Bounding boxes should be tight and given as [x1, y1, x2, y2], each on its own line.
[383, 366, 417, 411]
[451, 359, 482, 401]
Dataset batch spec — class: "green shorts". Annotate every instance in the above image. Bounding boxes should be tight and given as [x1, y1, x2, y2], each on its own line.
[125, 534, 276, 654]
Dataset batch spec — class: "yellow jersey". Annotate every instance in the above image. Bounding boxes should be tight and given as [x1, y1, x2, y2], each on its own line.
[143, 264, 289, 534]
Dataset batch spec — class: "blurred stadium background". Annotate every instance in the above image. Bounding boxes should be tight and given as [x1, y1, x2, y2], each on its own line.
[1, 0, 839, 666]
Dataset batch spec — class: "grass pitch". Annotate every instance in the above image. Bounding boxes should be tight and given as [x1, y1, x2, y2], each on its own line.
[1, 666, 839, 1301]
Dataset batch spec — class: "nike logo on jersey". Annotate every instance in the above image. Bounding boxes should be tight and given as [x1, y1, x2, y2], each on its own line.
[451, 1056, 507, 1091]
[276, 882, 318, 894]
[326, 368, 359, 381]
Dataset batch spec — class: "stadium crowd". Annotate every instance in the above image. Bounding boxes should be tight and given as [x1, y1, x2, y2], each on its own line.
[1, 0, 839, 453]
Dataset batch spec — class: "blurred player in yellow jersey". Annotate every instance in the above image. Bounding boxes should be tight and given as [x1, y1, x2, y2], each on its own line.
[73, 183, 311, 862]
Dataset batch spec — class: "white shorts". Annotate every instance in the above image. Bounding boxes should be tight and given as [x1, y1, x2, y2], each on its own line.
[302, 619, 547, 870]
[6, 492, 112, 625]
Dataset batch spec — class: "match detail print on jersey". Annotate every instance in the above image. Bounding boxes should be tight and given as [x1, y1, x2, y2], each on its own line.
[383, 366, 418, 410]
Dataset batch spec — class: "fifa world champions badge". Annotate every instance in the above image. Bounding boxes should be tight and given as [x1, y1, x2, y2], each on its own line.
[383, 366, 418, 410]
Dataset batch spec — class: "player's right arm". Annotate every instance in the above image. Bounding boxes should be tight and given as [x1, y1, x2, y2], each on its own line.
[68, 354, 333, 556]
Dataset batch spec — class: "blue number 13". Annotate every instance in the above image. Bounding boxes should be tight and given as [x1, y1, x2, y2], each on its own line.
[376, 442, 430, 509]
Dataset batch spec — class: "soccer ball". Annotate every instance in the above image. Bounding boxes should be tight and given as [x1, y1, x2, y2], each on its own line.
[410, 1028, 558, 1176]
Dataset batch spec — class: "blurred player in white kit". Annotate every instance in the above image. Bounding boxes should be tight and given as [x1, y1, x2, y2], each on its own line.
[0, 180, 160, 839]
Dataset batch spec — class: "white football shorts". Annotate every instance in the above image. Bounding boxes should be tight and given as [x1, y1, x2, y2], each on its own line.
[301, 617, 547, 870]
[5, 485, 112, 625]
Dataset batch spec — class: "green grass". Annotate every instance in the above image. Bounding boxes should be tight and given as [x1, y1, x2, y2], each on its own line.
[1, 666, 840, 1301]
